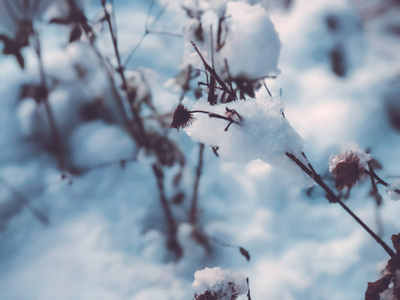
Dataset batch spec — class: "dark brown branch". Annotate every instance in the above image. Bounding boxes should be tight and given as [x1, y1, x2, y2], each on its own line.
[101, 0, 149, 148]
[33, 32, 65, 169]
[286, 152, 395, 258]
[152, 164, 183, 259]
[191, 41, 237, 100]
[364, 169, 400, 196]
[189, 143, 204, 224]
[101, 1, 182, 258]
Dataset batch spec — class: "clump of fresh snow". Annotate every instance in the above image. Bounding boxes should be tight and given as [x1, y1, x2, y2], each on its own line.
[328, 148, 371, 172]
[70, 120, 137, 169]
[182, 1, 281, 81]
[387, 184, 400, 201]
[192, 267, 247, 299]
[184, 89, 303, 165]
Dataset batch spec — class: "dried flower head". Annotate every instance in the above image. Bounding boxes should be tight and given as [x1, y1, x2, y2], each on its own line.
[170, 104, 194, 129]
[329, 150, 371, 190]
[192, 267, 247, 300]
[194, 282, 239, 300]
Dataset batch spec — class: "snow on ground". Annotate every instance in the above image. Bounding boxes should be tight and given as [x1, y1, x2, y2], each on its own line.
[0, 0, 400, 299]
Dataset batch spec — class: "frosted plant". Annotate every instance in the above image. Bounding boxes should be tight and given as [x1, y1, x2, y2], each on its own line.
[328, 149, 372, 190]
[387, 185, 400, 201]
[193, 267, 248, 300]
[366, 234, 400, 300]
[176, 90, 303, 165]
[173, 0, 400, 282]
[182, 1, 281, 80]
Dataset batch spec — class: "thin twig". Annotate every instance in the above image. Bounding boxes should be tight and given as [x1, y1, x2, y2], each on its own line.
[101, 0, 149, 148]
[189, 143, 204, 224]
[33, 31, 65, 169]
[263, 81, 272, 97]
[367, 161, 384, 236]
[191, 41, 237, 100]
[101, 0, 182, 258]
[286, 152, 395, 258]
[152, 164, 182, 259]
[123, 1, 171, 67]
[0, 177, 49, 225]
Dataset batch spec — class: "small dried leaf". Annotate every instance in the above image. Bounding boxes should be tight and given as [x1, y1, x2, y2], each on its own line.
[120, 160, 126, 169]
[239, 247, 251, 261]
[212, 146, 219, 157]
[69, 26, 82, 43]
[172, 192, 184, 205]
[392, 233, 400, 252]
[365, 275, 392, 300]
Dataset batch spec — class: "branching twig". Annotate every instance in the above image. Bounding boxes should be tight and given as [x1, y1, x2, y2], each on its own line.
[0, 177, 49, 225]
[101, 0, 149, 148]
[123, 1, 171, 67]
[286, 152, 395, 258]
[191, 41, 237, 100]
[101, 0, 182, 258]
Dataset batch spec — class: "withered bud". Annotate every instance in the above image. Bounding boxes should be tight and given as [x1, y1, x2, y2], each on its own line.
[170, 104, 194, 129]
[331, 152, 365, 190]
[392, 233, 400, 252]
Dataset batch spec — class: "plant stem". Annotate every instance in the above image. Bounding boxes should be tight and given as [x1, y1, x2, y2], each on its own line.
[189, 143, 204, 224]
[0, 177, 48, 225]
[101, 0, 149, 148]
[191, 110, 233, 123]
[285, 152, 395, 258]
[33, 32, 65, 169]
[152, 164, 183, 259]
[101, 0, 182, 258]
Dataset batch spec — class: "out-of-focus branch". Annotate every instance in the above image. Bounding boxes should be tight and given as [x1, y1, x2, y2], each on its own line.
[33, 32, 65, 169]
[0, 177, 49, 225]
[189, 143, 204, 224]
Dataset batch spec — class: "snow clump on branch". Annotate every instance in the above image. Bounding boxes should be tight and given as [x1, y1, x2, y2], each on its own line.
[182, 89, 304, 165]
[182, 1, 281, 80]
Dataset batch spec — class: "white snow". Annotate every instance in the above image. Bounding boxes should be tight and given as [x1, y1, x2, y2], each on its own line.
[182, 1, 281, 80]
[192, 267, 248, 298]
[0, 0, 400, 299]
[184, 89, 303, 165]
[387, 184, 400, 201]
[70, 120, 137, 169]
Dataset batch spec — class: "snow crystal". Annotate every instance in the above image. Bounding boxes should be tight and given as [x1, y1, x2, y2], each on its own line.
[192, 267, 248, 298]
[184, 89, 303, 165]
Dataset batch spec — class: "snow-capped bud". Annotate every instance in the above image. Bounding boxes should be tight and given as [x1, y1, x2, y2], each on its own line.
[329, 150, 371, 190]
[193, 267, 248, 300]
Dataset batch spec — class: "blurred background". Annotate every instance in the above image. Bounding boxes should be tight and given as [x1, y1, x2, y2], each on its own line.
[0, 0, 399, 299]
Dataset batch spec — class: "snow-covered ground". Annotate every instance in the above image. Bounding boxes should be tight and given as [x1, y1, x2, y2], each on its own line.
[1, 0, 400, 299]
